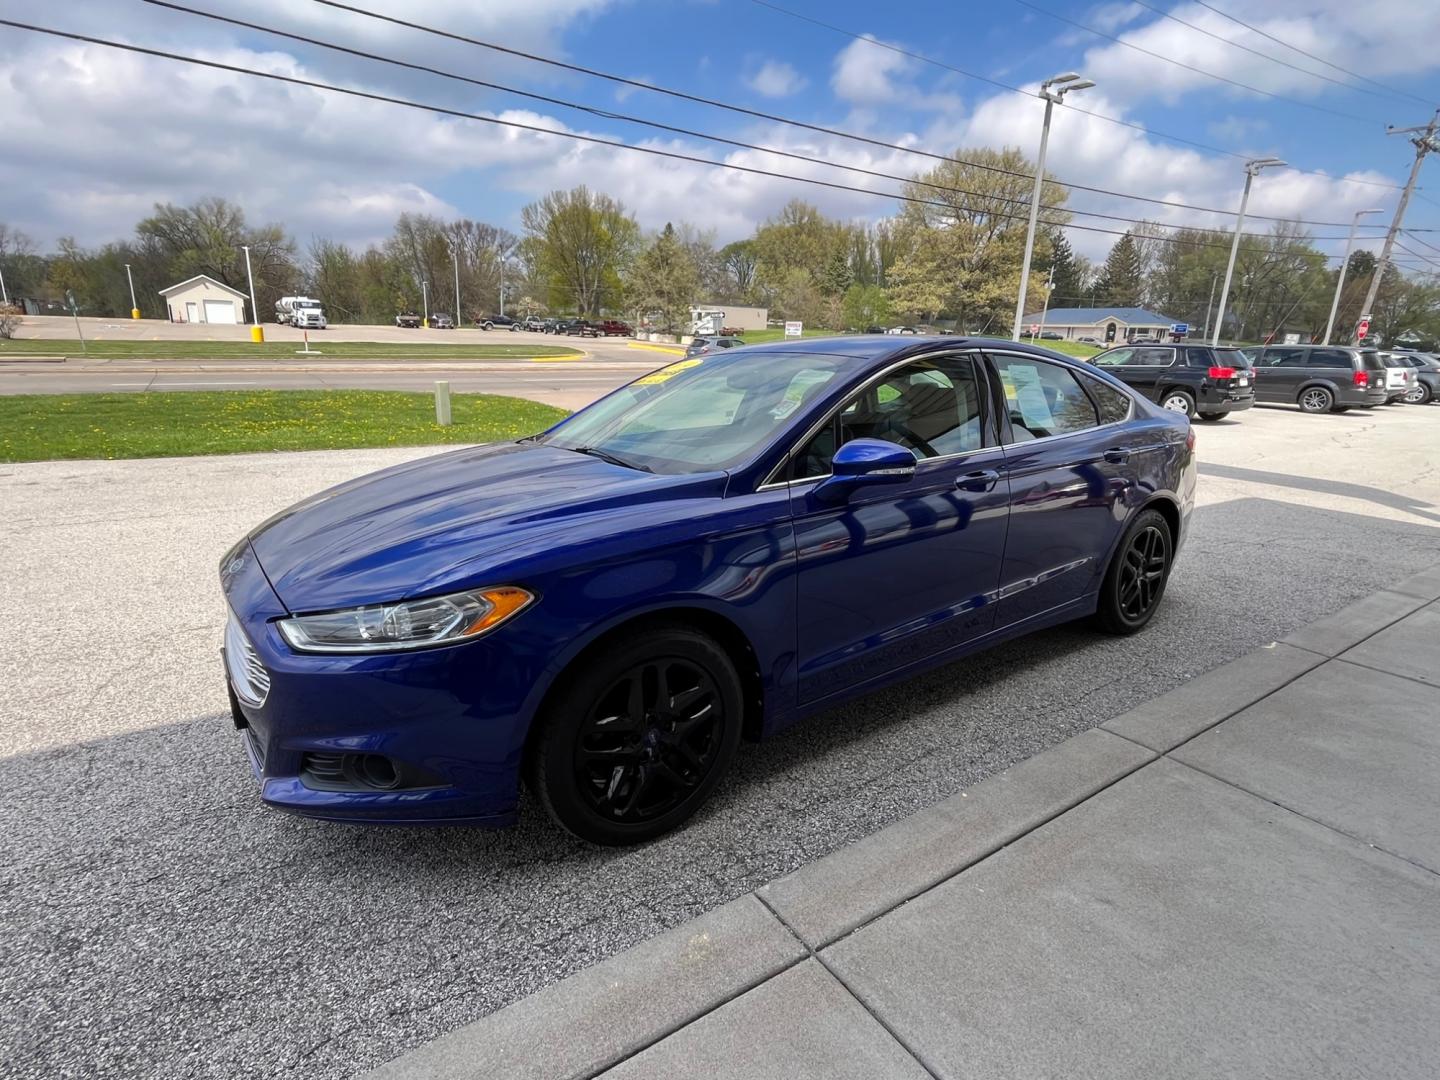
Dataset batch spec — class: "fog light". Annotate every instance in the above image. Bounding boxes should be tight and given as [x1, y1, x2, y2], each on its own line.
[354, 754, 399, 790]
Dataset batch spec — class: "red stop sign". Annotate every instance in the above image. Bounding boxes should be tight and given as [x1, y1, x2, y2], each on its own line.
[1357, 318, 1371, 340]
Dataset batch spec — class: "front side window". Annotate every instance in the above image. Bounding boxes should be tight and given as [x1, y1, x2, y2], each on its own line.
[990, 354, 1099, 441]
[1264, 348, 1307, 367]
[1093, 348, 1135, 367]
[789, 355, 985, 480]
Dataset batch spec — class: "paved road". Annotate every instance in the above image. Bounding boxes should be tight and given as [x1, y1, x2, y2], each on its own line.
[3, 404, 1440, 1079]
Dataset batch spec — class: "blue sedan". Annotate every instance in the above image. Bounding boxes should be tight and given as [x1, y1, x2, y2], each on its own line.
[221, 337, 1195, 844]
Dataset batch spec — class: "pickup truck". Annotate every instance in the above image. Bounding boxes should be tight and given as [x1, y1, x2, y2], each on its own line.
[598, 320, 632, 336]
[395, 311, 421, 328]
[557, 319, 601, 337]
[476, 314, 516, 331]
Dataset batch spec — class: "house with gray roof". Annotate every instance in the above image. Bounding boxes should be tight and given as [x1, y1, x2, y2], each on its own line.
[1019, 306, 1182, 344]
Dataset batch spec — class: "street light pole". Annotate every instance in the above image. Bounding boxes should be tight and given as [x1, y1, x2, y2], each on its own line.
[124, 263, 139, 319]
[451, 244, 462, 325]
[1323, 208, 1384, 345]
[241, 244, 263, 343]
[1353, 110, 1440, 344]
[422, 279, 429, 328]
[1012, 72, 1094, 341]
[499, 258, 506, 318]
[1039, 266, 1055, 336]
[1201, 272, 1218, 341]
[1, 264, 9, 307]
[1211, 157, 1286, 347]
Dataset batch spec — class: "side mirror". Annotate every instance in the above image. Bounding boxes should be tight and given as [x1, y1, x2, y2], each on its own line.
[813, 438, 917, 503]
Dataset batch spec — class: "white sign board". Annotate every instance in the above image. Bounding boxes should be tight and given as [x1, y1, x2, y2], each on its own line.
[784, 321, 803, 337]
[1283, 332, 1301, 345]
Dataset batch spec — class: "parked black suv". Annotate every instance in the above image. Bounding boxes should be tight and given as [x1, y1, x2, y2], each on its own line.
[475, 314, 515, 330]
[1089, 342, 1255, 420]
[1242, 345, 1387, 413]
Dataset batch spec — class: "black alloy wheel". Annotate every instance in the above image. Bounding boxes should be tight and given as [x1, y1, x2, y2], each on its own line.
[529, 625, 743, 844]
[1094, 509, 1173, 635]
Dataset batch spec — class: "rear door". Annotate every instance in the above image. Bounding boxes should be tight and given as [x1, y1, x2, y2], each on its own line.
[984, 351, 1143, 628]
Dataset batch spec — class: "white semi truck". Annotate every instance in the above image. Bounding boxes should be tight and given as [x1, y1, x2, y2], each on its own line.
[275, 296, 327, 329]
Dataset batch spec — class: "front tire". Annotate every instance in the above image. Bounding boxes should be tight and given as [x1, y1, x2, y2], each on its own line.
[1298, 386, 1333, 414]
[1406, 383, 1432, 404]
[528, 625, 743, 845]
[1094, 509, 1173, 636]
[1160, 390, 1195, 417]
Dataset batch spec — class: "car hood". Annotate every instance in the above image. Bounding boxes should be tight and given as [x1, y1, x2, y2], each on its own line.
[249, 442, 719, 612]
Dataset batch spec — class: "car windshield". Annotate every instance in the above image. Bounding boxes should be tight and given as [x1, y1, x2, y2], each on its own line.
[537, 350, 846, 474]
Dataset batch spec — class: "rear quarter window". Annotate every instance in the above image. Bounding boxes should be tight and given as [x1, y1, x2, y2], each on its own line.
[1081, 375, 1133, 425]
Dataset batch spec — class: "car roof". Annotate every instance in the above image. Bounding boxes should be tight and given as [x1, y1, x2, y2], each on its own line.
[726, 334, 1097, 370]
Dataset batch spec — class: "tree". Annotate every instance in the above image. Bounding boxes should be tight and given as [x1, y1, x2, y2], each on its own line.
[629, 223, 700, 333]
[1045, 230, 1085, 306]
[519, 186, 639, 317]
[0, 224, 40, 301]
[719, 240, 759, 301]
[884, 147, 1068, 328]
[841, 283, 891, 329]
[751, 200, 850, 315]
[1093, 231, 1144, 308]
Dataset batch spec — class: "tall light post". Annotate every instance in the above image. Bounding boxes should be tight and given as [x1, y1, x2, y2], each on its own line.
[241, 244, 263, 343]
[1, 264, 9, 307]
[124, 263, 139, 319]
[1038, 266, 1055, 336]
[450, 243, 462, 325]
[421, 278, 429, 328]
[499, 257, 506, 318]
[1012, 72, 1094, 341]
[1323, 208, 1384, 345]
[1211, 157, 1286, 347]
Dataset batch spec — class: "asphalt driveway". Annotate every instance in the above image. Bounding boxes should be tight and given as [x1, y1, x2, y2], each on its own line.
[3, 404, 1440, 1078]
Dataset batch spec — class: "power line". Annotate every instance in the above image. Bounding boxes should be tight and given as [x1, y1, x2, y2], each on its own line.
[1010, 0, 1380, 122]
[1120, 0, 1416, 105]
[301, 0, 1398, 226]
[747, 0, 1405, 191]
[1189, 0, 1434, 107]
[148, 0, 1374, 242]
[0, 18, 1412, 267]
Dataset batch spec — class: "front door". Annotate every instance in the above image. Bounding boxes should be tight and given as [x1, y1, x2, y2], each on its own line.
[790, 352, 1011, 704]
[1255, 346, 1307, 402]
[984, 351, 1141, 628]
[185, 301, 198, 323]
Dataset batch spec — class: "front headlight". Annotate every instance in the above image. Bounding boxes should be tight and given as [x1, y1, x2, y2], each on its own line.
[277, 586, 534, 653]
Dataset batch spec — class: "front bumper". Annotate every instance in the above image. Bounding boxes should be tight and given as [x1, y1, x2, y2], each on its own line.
[220, 541, 532, 826]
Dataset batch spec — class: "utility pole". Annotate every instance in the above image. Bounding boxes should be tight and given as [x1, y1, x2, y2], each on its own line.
[1213, 158, 1286, 346]
[1012, 72, 1094, 341]
[1038, 266, 1055, 334]
[1201, 272, 1218, 341]
[1354, 109, 1440, 344]
[1323, 208, 1383, 345]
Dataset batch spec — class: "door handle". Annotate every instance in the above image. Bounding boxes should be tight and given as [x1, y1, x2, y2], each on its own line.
[956, 468, 1000, 492]
[1102, 447, 1131, 463]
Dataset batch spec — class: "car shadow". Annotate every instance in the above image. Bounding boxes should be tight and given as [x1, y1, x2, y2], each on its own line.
[1199, 462, 1440, 524]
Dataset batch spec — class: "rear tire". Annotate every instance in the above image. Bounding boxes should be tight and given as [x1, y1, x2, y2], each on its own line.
[1298, 386, 1333, 414]
[527, 625, 743, 845]
[1093, 509, 1173, 636]
[1409, 383, 1433, 404]
[1160, 390, 1195, 417]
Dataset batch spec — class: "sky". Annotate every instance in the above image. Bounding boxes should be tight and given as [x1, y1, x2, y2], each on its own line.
[4, 0, 1440, 268]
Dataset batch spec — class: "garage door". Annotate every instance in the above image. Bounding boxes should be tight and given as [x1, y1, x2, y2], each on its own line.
[203, 299, 237, 324]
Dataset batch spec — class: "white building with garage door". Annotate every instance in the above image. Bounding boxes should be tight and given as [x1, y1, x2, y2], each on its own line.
[159, 274, 248, 325]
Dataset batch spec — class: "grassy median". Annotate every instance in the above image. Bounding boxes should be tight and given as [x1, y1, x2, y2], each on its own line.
[0, 339, 582, 361]
[0, 390, 570, 462]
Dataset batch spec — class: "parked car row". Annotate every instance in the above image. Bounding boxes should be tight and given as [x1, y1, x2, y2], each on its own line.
[1087, 341, 1439, 420]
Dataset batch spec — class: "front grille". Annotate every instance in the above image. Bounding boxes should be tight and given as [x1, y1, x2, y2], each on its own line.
[225, 615, 271, 708]
[302, 752, 348, 788]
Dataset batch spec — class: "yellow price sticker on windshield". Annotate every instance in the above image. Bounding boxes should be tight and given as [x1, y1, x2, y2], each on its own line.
[634, 358, 702, 386]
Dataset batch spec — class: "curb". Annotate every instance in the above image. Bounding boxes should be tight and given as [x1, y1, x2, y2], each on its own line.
[625, 340, 686, 356]
[362, 565, 1440, 1079]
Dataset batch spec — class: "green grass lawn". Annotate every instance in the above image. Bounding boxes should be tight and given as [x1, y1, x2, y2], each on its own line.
[0, 339, 582, 361]
[734, 327, 838, 344]
[0, 390, 570, 462]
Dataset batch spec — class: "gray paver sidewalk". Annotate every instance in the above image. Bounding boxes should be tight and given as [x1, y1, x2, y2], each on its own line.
[365, 564, 1440, 1080]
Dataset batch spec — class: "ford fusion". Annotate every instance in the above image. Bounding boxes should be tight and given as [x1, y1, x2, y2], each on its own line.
[221, 337, 1195, 844]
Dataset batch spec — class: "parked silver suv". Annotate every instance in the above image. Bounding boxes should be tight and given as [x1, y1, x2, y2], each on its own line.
[1243, 345, 1388, 413]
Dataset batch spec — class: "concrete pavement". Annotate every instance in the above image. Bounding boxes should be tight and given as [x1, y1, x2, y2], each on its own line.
[367, 569, 1440, 1080]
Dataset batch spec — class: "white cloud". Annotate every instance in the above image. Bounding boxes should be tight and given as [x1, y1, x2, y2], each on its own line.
[746, 60, 806, 99]
[831, 34, 913, 104]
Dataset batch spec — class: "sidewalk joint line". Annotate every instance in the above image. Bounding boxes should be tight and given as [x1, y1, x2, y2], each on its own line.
[811, 948, 946, 1080]
[822, 734, 1159, 950]
[1163, 756, 1440, 882]
[1330, 656, 1440, 695]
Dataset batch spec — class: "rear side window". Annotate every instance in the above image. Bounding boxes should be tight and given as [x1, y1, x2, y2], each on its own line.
[1307, 349, 1354, 368]
[1081, 375, 1133, 425]
[1212, 348, 1251, 369]
[991, 355, 1099, 441]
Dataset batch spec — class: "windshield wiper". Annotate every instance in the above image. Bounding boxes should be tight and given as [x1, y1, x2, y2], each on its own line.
[568, 446, 653, 472]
